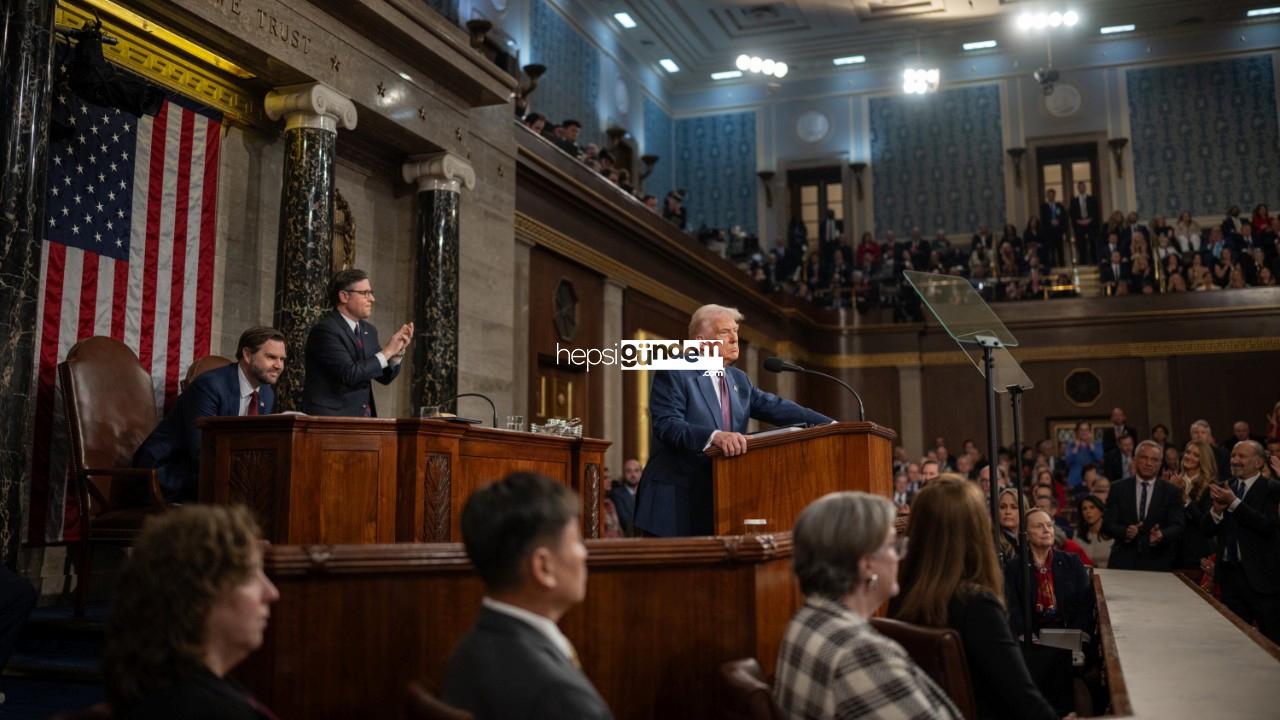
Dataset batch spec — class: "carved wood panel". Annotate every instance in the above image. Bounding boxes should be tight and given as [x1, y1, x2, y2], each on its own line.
[423, 452, 452, 542]
[585, 462, 601, 539]
[229, 449, 277, 538]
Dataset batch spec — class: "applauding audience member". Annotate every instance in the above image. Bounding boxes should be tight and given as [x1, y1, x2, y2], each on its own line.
[1174, 441, 1218, 573]
[774, 492, 961, 719]
[1064, 422, 1104, 496]
[1103, 440, 1185, 571]
[103, 505, 279, 720]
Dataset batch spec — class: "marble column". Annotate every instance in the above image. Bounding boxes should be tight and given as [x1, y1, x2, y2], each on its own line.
[511, 235, 533, 419]
[896, 365, 924, 456]
[264, 83, 357, 410]
[402, 153, 475, 411]
[0, 0, 56, 561]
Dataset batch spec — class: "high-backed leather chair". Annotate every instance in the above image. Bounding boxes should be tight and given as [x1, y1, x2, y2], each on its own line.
[718, 657, 783, 720]
[181, 354, 233, 393]
[404, 682, 473, 720]
[59, 336, 169, 616]
[870, 617, 977, 720]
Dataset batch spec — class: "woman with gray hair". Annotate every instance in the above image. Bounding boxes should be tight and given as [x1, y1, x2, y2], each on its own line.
[773, 491, 960, 719]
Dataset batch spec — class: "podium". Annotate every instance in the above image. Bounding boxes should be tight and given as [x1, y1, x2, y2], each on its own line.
[198, 415, 609, 544]
[708, 422, 896, 535]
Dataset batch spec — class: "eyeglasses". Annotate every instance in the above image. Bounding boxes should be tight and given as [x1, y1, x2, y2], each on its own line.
[344, 288, 375, 298]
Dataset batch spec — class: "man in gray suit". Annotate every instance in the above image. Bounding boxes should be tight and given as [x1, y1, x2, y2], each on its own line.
[442, 473, 613, 720]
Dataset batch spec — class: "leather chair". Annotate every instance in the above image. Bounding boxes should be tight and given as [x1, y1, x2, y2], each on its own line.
[870, 617, 977, 720]
[404, 682, 473, 720]
[59, 337, 170, 616]
[181, 354, 233, 393]
[718, 657, 783, 720]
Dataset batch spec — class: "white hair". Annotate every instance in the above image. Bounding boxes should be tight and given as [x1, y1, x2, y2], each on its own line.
[688, 304, 743, 338]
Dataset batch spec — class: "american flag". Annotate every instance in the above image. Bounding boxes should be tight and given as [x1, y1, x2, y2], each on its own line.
[26, 89, 221, 544]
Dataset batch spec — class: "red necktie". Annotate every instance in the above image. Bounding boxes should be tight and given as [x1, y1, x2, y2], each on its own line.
[354, 322, 364, 353]
[247, 389, 259, 416]
[719, 373, 732, 431]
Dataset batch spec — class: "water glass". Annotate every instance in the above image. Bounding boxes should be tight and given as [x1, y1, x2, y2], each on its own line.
[419, 406, 441, 419]
[505, 415, 525, 431]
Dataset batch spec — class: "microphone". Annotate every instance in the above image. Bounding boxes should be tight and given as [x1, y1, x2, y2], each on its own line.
[438, 392, 498, 428]
[764, 357, 865, 422]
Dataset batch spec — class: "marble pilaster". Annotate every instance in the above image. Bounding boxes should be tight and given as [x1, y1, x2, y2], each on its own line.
[0, 0, 56, 560]
[402, 153, 475, 410]
[264, 83, 356, 410]
[602, 279, 625, 472]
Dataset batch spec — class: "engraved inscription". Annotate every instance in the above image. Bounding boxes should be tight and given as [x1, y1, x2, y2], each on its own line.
[208, 0, 242, 15]
[255, 7, 313, 53]
[424, 452, 451, 542]
[228, 449, 277, 538]
[585, 463, 601, 539]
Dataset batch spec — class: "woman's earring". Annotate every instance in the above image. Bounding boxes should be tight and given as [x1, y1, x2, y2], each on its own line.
[867, 573, 879, 591]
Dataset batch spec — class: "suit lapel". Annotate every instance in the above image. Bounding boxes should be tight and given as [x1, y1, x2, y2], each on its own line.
[330, 311, 361, 359]
[695, 371, 724, 430]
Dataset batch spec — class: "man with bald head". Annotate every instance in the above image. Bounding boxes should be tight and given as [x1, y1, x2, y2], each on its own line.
[633, 304, 832, 536]
[1206, 440, 1280, 642]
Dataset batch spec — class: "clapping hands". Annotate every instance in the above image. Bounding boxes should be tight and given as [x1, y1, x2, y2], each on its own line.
[382, 321, 415, 360]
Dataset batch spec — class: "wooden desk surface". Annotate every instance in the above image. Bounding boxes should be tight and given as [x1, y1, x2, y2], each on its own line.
[1095, 569, 1280, 718]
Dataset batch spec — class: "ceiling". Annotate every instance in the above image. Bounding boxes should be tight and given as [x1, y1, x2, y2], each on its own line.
[595, 0, 1275, 90]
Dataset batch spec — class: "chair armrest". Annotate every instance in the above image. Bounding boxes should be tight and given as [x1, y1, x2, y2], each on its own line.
[81, 467, 166, 509]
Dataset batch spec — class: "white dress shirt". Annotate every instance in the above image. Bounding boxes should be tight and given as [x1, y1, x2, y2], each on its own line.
[482, 597, 575, 661]
[236, 365, 257, 416]
[339, 311, 389, 368]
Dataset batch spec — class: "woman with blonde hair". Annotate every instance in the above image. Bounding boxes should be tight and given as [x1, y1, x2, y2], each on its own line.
[1175, 440, 1219, 573]
[893, 476, 1060, 720]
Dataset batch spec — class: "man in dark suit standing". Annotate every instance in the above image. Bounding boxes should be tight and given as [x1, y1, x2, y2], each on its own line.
[442, 472, 613, 719]
[608, 458, 641, 535]
[302, 268, 412, 416]
[1104, 434, 1135, 483]
[133, 327, 285, 501]
[1103, 440, 1185, 570]
[633, 304, 832, 537]
[1205, 441, 1280, 643]
[1040, 189, 1067, 266]
[1068, 181, 1099, 265]
[1101, 406, 1138, 454]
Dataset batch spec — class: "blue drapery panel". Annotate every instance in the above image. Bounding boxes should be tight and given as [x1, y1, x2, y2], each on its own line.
[675, 111, 757, 236]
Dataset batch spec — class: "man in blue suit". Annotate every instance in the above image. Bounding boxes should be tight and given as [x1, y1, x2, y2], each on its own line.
[633, 304, 832, 537]
[133, 326, 286, 502]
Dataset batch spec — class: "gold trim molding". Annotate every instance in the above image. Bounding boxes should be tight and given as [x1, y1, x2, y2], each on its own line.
[56, 1, 263, 126]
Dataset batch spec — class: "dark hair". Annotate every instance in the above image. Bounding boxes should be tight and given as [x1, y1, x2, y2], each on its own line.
[1075, 495, 1109, 540]
[524, 112, 545, 126]
[236, 326, 285, 362]
[562, 119, 581, 129]
[328, 268, 369, 307]
[460, 472, 580, 593]
[104, 505, 261, 708]
[1151, 423, 1169, 437]
[642, 194, 656, 203]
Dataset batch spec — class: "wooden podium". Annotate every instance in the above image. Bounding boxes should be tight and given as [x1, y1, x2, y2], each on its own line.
[198, 415, 609, 544]
[708, 422, 896, 535]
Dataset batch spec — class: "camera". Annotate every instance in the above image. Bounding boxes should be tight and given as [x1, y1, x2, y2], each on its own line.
[1034, 67, 1060, 95]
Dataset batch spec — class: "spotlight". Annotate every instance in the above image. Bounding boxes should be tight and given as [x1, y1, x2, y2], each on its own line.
[761, 58, 775, 75]
[736, 54, 751, 71]
[749, 56, 763, 73]
[774, 62, 788, 78]
[1064, 10, 1079, 26]
[903, 67, 939, 94]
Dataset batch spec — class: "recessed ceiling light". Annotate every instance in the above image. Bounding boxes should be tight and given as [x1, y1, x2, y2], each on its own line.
[963, 40, 998, 51]
[711, 70, 743, 80]
[833, 55, 866, 66]
[659, 58, 679, 73]
[1099, 24, 1136, 34]
[1247, 6, 1280, 16]
[614, 12, 637, 29]
[398, 71, 412, 81]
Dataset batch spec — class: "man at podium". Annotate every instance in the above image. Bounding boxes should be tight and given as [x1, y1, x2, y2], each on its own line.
[633, 304, 831, 537]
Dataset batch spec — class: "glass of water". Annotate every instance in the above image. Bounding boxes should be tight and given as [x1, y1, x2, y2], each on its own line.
[419, 406, 441, 419]
[505, 415, 525, 431]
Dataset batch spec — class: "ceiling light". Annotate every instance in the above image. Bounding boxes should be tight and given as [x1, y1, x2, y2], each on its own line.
[1099, 24, 1136, 34]
[398, 71, 412, 81]
[903, 67, 939, 95]
[963, 40, 998, 51]
[774, 62, 788, 78]
[748, 56, 763, 73]
[1032, 12, 1048, 29]
[833, 55, 866, 65]
[761, 58, 776, 75]
[711, 70, 743, 80]
[1049, 11, 1063, 26]
[736, 54, 751, 71]
[1247, 6, 1280, 16]
[613, 12, 637, 29]
[659, 58, 679, 73]
[1063, 10, 1079, 26]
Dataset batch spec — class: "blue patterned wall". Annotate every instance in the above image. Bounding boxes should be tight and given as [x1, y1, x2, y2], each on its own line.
[529, 0, 601, 141]
[643, 96, 673, 201]
[425, 0, 459, 24]
[869, 84, 1004, 235]
[1127, 56, 1278, 218]
[675, 111, 757, 235]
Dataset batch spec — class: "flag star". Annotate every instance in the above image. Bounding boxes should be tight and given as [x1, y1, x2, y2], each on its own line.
[57, 94, 66, 104]
[88, 154, 96, 164]
[99, 144, 107, 153]
[73, 194, 81, 205]
[60, 63, 67, 73]
[68, 115, 76, 126]
[53, 156, 61, 166]
[116, 209, 125, 218]
[60, 207, 69, 216]
[115, 239, 123, 247]
[86, 184, 95, 194]
[62, 177, 71, 186]
[90, 124, 99, 134]
[75, 164, 84, 174]
[114, 109, 121, 115]
[84, 214, 91, 224]
[80, 104, 88, 115]
[109, 162, 118, 171]
[71, 224, 80, 235]
[106, 220, 114, 230]
[121, 151, 129, 160]
[107, 191, 116, 201]
[51, 187, 59, 197]
[98, 173, 106, 182]
[96, 202, 104, 212]
[65, 145, 73, 155]
[101, 114, 109, 125]
[111, 133, 119, 143]
[118, 180, 127, 190]
[122, 122, 131, 131]
[94, 232, 102, 243]
[77, 134, 86, 145]
[48, 218, 56, 227]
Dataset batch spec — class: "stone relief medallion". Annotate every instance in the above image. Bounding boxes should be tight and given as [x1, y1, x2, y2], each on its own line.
[1063, 367, 1101, 407]
[1045, 83, 1082, 118]
[614, 75, 630, 115]
[332, 187, 356, 273]
[795, 109, 831, 144]
[553, 278, 579, 342]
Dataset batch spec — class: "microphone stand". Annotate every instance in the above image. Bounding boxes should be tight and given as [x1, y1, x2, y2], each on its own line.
[794, 367, 865, 422]
[440, 392, 498, 428]
[1009, 384, 1033, 652]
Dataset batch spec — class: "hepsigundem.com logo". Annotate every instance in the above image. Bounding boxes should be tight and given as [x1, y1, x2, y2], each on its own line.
[556, 340, 724, 372]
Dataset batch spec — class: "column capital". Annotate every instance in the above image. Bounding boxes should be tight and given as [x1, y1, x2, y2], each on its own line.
[265, 82, 358, 133]
[402, 152, 476, 193]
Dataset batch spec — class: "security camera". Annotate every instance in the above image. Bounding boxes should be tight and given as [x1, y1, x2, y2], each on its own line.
[1034, 67, 1060, 95]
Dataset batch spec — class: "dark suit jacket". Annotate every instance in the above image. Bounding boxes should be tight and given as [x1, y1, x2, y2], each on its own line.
[302, 310, 400, 416]
[441, 606, 613, 720]
[1040, 202, 1067, 238]
[1004, 550, 1095, 638]
[1101, 424, 1138, 454]
[133, 363, 272, 502]
[943, 592, 1058, 720]
[1103, 477, 1185, 570]
[1203, 477, 1280, 594]
[118, 667, 271, 720]
[1068, 195, 1100, 236]
[1102, 448, 1133, 481]
[632, 366, 831, 537]
[608, 485, 636, 534]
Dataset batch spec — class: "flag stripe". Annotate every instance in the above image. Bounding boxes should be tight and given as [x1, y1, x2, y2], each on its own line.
[137, 103, 168, 379]
[77, 251, 98, 340]
[163, 110, 195, 408]
[195, 117, 220, 359]
[28, 242, 66, 544]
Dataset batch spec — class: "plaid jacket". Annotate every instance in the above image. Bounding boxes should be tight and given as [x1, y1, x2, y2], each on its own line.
[774, 597, 962, 720]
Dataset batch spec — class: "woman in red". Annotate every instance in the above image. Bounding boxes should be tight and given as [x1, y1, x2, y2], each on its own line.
[1251, 203, 1271, 235]
[1005, 509, 1095, 639]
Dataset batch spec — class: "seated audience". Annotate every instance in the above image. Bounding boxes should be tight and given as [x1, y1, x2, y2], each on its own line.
[997, 487, 1031, 558]
[1006, 509, 1096, 639]
[774, 492, 961, 719]
[442, 473, 612, 719]
[892, 477, 1060, 720]
[1174, 211, 1201, 253]
[1074, 495, 1113, 569]
[103, 505, 279, 719]
[1103, 440, 1185, 571]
